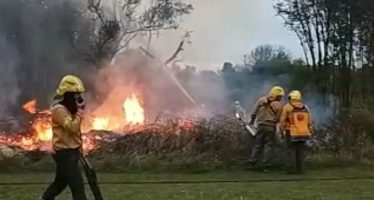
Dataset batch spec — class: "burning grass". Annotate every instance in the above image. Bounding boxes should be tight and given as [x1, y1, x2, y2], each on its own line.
[0, 94, 145, 153]
[90, 116, 252, 172]
[0, 115, 253, 172]
[2, 109, 374, 173]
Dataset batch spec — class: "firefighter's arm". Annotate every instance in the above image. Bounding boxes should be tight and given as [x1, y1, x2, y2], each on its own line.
[279, 106, 288, 135]
[52, 107, 82, 134]
[249, 99, 261, 124]
[274, 102, 283, 123]
[306, 106, 313, 133]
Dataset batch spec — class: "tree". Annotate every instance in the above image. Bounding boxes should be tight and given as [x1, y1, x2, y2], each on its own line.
[243, 45, 290, 67]
[274, 0, 374, 108]
[72, 0, 193, 65]
[243, 45, 293, 77]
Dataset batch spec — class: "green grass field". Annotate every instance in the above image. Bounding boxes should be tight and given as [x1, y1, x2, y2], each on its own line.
[0, 168, 374, 200]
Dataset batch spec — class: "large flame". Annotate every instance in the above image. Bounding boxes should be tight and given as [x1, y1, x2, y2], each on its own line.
[123, 94, 145, 124]
[32, 116, 53, 141]
[0, 100, 50, 151]
[22, 100, 53, 141]
[1, 94, 147, 153]
[92, 117, 110, 130]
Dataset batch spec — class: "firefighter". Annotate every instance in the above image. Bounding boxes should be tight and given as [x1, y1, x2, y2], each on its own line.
[280, 90, 312, 174]
[42, 75, 87, 200]
[234, 101, 246, 120]
[248, 86, 284, 170]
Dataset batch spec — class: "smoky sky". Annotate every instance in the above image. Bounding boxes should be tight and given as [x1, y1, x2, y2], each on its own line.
[150, 0, 302, 69]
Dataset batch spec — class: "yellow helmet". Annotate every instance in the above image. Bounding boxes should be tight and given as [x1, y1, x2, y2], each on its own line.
[288, 90, 302, 100]
[269, 86, 285, 97]
[56, 75, 85, 96]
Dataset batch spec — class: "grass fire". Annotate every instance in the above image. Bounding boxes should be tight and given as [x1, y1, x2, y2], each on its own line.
[1, 0, 374, 199]
[0, 93, 147, 153]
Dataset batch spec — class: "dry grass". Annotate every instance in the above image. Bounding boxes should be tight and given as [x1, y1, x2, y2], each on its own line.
[2, 113, 374, 172]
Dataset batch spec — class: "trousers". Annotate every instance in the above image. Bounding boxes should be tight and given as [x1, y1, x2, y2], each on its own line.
[42, 148, 87, 200]
[249, 125, 276, 166]
[286, 134, 306, 173]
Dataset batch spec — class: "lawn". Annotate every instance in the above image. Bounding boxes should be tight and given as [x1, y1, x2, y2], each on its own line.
[0, 168, 374, 200]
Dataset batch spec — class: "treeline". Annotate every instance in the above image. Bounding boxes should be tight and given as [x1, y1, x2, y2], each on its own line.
[172, 0, 374, 115]
[171, 45, 315, 115]
[274, 0, 374, 109]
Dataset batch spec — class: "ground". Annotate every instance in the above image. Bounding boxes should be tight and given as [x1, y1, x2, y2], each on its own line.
[0, 168, 374, 200]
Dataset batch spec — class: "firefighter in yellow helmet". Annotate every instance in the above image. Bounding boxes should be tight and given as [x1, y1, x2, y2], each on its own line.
[42, 75, 87, 200]
[248, 86, 284, 171]
[280, 90, 312, 174]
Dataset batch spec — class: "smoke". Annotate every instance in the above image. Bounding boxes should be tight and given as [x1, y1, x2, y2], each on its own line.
[304, 93, 334, 127]
[0, 0, 94, 118]
[0, 32, 20, 119]
[87, 50, 204, 123]
[0, 0, 332, 128]
[172, 64, 333, 124]
[0, 0, 207, 125]
[84, 52, 148, 127]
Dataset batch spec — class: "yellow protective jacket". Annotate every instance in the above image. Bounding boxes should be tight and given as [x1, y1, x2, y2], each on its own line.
[51, 104, 83, 151]
[280, 100, 312, 136]
[251, 95, 283, 127]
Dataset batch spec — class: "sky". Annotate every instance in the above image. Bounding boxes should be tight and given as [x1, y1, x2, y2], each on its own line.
[150, 0, 303, 70]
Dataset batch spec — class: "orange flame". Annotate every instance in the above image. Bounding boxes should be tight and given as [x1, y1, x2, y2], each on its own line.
[1, 94, 147, 153]
[21, 100, 52, 141]
[123, 94, 145, 124]
[23, 100, 37, 114]
[92, 117, 110, 130]
[32, 118, 53, 141]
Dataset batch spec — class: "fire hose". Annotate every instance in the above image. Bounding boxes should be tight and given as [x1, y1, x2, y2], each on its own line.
[76, 97, 104, 200]
[235, 114, 256, 137]
[79, 154, 104, 200]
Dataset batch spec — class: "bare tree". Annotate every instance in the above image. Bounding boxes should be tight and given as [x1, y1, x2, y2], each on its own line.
[72, 0, 193, 66]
